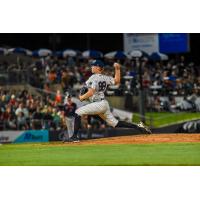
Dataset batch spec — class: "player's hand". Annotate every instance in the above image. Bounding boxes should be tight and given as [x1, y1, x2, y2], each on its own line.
[113, 62, 121, 70]
[79, 95, 84, 102]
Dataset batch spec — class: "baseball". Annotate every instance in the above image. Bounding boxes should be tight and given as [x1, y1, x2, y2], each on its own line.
[113, 62, 121, 69]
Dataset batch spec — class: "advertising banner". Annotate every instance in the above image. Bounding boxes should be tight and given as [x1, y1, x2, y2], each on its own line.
[123, 33, 159, 54]
[0, 131, 22, 143]
[14, 130, 49, 143]
[159, 33, 189, 53]
[0, 130, 49, 143]
[124, 33, 190, 54]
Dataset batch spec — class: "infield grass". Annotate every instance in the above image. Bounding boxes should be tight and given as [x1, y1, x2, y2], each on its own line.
[0, 142, 200, 166]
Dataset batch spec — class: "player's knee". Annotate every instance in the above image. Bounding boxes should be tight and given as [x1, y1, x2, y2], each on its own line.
[107, 120, 118, 128]
[75, 108, 83, 116]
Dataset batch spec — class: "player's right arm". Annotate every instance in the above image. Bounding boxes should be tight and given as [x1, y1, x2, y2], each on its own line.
[79, 88, 95, 102]
[113, 62, 121, 85]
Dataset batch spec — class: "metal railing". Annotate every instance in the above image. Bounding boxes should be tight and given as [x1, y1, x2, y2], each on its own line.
[0, 119, 63, 131]
[0, 69, 31, 85]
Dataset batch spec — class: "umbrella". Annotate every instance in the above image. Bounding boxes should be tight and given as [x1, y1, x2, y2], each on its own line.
[0, 48, 7, 55]
[104, 51, 127, 59]
[62, 49, 77, 57]
[129, 50, 149, 60]
[7, 47, 32, 56]
[150, 52, 168, 61]
[32, 49, 52, 57]
[82, 50, 103, 59]
[55, 49, 78, 58]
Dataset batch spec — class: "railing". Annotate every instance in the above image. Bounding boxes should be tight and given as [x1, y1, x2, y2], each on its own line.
[0, 118, 107, 131]
[0, 69, 31, 85]
[0, 119, 62, 131]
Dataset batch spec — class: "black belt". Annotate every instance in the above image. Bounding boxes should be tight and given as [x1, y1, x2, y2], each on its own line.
[93, 98, 105, 102]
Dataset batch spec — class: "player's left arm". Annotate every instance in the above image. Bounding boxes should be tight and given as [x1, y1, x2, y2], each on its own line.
[79, 88, 95, 102]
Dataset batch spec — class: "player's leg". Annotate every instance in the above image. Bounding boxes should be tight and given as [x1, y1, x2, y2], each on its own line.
[98, 103, 151, 134]
[116, 120, 151, 134]
[67, 117, 74, 138]
[62, 118, 69, 142]
[70, 113, 81, 141]
[72, 101, 108, 141]
[63, 117, 74, 142]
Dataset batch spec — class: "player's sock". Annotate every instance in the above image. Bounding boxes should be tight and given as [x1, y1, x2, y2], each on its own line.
[73, 113, 81, 138]
[116, 121, 151, 134]
[116, 120, 140, 129]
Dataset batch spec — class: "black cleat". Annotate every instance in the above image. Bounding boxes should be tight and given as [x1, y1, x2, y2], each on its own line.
[137, 122, 152, 134]
[69, 135, 80, 143]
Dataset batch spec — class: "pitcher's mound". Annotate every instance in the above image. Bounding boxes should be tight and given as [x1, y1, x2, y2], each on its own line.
[78, 133, 200, 145]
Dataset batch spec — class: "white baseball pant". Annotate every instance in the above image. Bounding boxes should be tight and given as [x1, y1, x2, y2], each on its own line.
[75, 100, 118, 127]
[65, 117, 75, 138]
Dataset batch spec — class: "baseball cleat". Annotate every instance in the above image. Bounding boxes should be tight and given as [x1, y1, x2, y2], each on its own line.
[69, 136, 80, 143]
[137, 122, 152, 134]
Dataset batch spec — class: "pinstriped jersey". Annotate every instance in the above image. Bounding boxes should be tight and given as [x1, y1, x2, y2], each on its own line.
[86, 74, 115, 102]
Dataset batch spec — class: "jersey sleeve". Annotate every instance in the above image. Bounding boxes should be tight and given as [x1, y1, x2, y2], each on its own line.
[107, 76, 115, 86]
[85, 77, 92, 87]
[86, 77, 98, 90]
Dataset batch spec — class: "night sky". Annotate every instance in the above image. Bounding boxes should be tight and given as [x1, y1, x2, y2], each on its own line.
[1, 33, 200, 62]
[0, 33, 123, 52]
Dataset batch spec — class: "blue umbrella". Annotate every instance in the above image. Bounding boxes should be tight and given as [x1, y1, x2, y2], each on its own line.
[82, 50, 103, 59]
[55, 49, 78, 58]
[150, 52, 168, 61]
[0, 48, 7, 55]
[104, 51, 127, 59]
[129, 50, 149, 60]
[32, 49, 52, 57]
[62, 49, 77, 57]
[8, 47, 32, 56]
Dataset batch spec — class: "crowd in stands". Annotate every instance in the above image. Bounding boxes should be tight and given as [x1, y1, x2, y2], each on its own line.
[0, 88, 62, 130]
[1, 55, 200, 96]
[0, 54, 200, 131]
[0, 88, 112, 132]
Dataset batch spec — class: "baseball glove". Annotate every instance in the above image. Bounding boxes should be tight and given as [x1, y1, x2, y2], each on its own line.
[79, 86, 88, 96]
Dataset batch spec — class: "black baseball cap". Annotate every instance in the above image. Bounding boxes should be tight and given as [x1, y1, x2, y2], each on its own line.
[90, 60, 104, 68]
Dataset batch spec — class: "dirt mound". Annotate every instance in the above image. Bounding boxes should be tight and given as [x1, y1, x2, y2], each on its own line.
[75, 134, 200, 145]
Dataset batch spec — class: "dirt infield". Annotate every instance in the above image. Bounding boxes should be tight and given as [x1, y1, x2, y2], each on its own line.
[73, 133, 200, 145]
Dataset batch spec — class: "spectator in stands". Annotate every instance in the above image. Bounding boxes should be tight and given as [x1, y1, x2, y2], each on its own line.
[15, 103, 29, 119]
[48, 69, 57, 84]
[177, 96, 193, 111]
[61, 70, 70, 92]
[9, 94, 16, 106]
[143, 70, 151, 89]
[55, 90, 62, 104]
[32, 107, 43, 129]
[52, 108, 61, 130]
[17, 111, 28, 130]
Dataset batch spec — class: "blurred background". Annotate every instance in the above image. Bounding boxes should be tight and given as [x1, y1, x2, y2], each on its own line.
[0, 33, 200, 135]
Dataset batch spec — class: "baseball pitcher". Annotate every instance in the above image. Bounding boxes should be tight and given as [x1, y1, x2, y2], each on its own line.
[70, 60, 151, 142]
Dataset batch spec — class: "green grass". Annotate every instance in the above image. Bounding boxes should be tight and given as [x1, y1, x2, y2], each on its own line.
[133, 112, 200, 127]
[0, 142, 200, 166]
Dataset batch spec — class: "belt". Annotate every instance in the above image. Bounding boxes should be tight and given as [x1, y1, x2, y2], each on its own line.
[92, 98, 105, 102]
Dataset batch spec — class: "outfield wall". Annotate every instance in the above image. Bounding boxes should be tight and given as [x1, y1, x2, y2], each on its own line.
[0, 130, 49, 143]
[0, 120, 199, 144]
